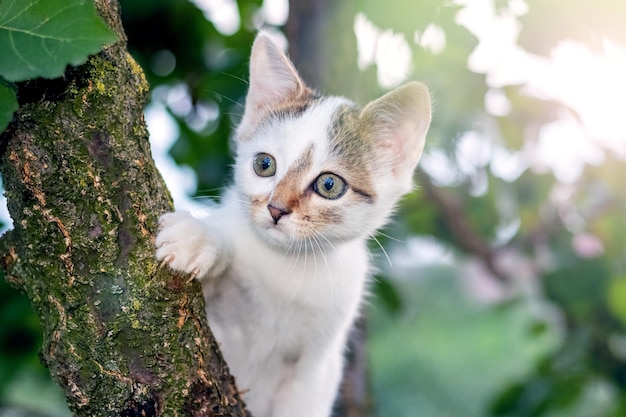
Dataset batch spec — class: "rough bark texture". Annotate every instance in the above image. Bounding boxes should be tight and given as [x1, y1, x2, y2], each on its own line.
[0, 1, 249, 415]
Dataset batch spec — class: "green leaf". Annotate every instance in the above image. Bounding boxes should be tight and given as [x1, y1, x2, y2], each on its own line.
[0, 0, 117, 82]
[0, 79, 18, 132]
[373, 276, 403, 314]
[608, 277, 626, 326]
[361, 0, 460, 38]
[544, 256, 610, 322]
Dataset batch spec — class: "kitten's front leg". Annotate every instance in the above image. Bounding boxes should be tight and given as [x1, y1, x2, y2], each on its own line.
[272, 351, 344, 417]
[155, 211, 230, 280]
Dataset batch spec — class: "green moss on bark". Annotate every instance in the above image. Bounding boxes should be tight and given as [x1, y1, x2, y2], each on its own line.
[0, 1, 249, 415]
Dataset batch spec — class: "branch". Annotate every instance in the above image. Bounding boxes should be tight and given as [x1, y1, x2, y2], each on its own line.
[0, 0, 249, 415]
[417, 169, 509, 282]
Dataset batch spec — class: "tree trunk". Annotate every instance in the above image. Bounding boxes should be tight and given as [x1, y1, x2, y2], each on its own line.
[285, 0, 363, 99]
[0, 1, 248, 415]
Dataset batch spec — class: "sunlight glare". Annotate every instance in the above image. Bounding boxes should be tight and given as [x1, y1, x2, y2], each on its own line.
[415, 23, 446, 55]
[526, 40, 626, 158]
[456, 0, 626, 183]
[354, 13, 413, 89]
[146, 103, 206, 212]
[191, 0, 241, 36]
[532, 115, 605, 184]
[261, 0, 289, 26]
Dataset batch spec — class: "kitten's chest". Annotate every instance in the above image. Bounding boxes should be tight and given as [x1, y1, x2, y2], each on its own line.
[230, 235, 368, 315]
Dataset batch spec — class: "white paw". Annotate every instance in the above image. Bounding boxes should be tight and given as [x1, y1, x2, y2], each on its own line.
[155, 211, 221, 279]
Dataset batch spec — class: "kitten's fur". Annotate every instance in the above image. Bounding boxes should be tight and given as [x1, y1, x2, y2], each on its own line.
[155, 32, 431, 417]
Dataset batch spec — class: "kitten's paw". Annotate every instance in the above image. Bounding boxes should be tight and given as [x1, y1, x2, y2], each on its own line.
[155, 211, 223, 280]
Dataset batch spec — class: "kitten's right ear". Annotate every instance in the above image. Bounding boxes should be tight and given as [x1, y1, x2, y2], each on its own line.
[238, 32, 311, 138]
[361, 81, 431, 187]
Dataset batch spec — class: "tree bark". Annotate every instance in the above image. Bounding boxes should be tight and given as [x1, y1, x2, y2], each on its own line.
[0, 1, 248, 415]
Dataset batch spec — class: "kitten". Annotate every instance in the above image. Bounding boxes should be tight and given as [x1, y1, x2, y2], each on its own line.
[155, 31, 431, 417]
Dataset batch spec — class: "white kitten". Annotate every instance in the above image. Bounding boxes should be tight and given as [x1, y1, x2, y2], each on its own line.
[156, 31, 431, 417]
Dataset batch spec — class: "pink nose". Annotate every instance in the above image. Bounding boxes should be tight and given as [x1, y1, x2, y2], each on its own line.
[267, 204, 291, 224]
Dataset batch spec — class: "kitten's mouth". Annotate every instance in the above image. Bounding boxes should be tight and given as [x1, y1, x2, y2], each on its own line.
[257, 222, 295, 249]
[249, 203, 306, 248]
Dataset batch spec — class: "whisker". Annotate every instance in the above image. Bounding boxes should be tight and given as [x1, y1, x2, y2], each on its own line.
[282, 232, 308, 311]
[221, 71, 249, 85]
[308, 227, 332, 277]
[211, 91, 245, 109]
[195, 187, 227, 195]
[311, 227, 338, 256]
[375, 231, 405, 244]
[370, 234, 392, 268]
[306, 226, 342, 319]
[301, 235, 317, 305]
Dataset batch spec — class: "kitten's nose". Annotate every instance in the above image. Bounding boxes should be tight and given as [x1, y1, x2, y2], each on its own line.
[267, 204, 291, 225]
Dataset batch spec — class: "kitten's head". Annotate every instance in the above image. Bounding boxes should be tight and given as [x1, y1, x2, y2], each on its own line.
[233, 32, 431, 249]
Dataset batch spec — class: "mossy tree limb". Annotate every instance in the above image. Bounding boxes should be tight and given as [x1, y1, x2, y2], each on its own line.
[0, 0, 249, 415]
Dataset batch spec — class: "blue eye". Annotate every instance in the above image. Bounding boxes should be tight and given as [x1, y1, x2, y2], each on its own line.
[253, 153, 276, 177]
[313, 173, 347, 200]
[323, 177, 334, 191]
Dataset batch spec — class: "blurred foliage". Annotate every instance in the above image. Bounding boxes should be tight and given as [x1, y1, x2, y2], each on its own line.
[519, 0, 626, 56]
[0, 270, 70, 415]
[2, 0, 626, 416]
[122, 0, 263, 196]
[368, 265, 560, 417]
[0, 270, 41, 392]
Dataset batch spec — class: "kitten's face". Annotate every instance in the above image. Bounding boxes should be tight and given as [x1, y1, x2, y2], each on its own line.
[232, 32, 431, 250]
[235, 98, 393, 248]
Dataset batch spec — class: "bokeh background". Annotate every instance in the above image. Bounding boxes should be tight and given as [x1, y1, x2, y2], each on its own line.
[2, 0, 626, 416]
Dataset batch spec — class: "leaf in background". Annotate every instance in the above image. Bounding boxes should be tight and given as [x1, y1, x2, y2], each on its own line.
[0, 0, 117, 82]
[360, 0, 459, 38]
[608, 277, 626, 327]
[0, 80, 18, 132]
[544, 256, 610, 322]
[373, 276, 403, 314]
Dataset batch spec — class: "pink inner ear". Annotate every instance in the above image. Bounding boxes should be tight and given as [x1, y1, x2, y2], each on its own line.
[237, 33, 307, 137]
[249, 45, 301, 110]
[381, 126, 422, 180]
[362, 82, 431, 180]
[399, 119, 428, 169]
[371, 111, 429, 181]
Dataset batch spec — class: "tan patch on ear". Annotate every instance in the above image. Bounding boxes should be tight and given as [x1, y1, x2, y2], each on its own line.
[238, 88, 320, 142]
[359, 81, 431, 179]
[327, 105, 377, 203]
[269, 87, 319, 120]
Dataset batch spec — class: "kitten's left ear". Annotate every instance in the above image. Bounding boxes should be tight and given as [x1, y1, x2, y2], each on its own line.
[361, 81, 431, 184]
[237, 31, 312, 138]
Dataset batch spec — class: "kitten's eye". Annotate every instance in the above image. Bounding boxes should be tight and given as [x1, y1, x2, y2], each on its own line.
[253, 153, 276, 177]
[313, 173, 347, 200]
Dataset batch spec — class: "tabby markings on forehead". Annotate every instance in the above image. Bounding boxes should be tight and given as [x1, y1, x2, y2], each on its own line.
[240, 89, 321, 142]
[328, 104, 376, 203]
[270, 144, 315, 210]
[289, 143, 315, 176]
[268, 90, 321, 122]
